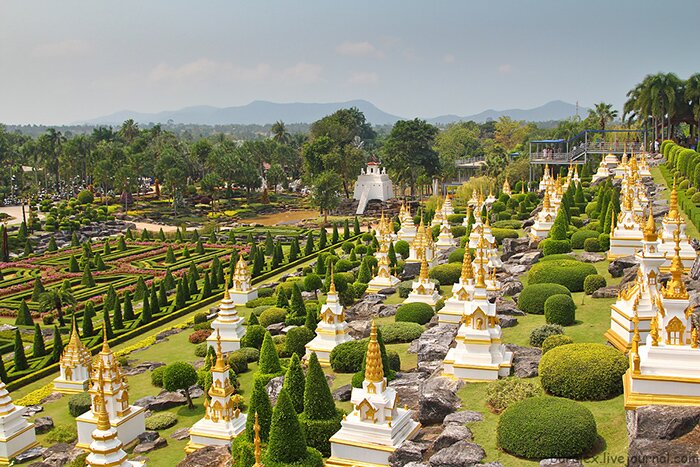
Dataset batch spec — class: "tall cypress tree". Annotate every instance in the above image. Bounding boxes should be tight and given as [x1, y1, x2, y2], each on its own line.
[165, 245, 176, 263]
[304, 232, 314, 256]
[112, 295, 123, 330]
[246, 378, 272, 443]
[303, 352, 338, 420]
[102, 310, 114, 339]
[82, 301, 95, 337]
[123, 292, 134, 321]
[344, 219, 351, 240]
[175, 281, 186, 309]
[189, 261, 200, 281]
[181, 272, 191, 299]
[159, 281, 168, 307]
[32, 323, 46, 357]
[331, 223, 339, 244]
[81, 263, 95, 287]
[283, 353, 306, 414]
[267, 389, 307, 464]
[103, 241, 112, 255]
[164, 268, 175, 289]
[134, 276, 147, 300]
[318, 228, 327, 250]
[31, 277, 45, 302]
[289, 283, 306, 318]
[354, 216, 361, 235]
[104, 285, 117, 311]
[264, 231, 274, 256]
[276, 287, 289, 308]
[0, 356, 7, 382]
[202, 272, 212, 298]
[47, 236, 58, 252]
[151, 284, 161, 316]
[117, 235, 127, 251]
[140, 294, 152, 325]
[51, 325, 64, 363]
[195, 239, 205, 254]
[258, 332, 282, 375]
[13, 329, 28, 371]
[289, 237, 299, 262]
[94, 252, 107, 271]
[158, 228, 166, 242]
[189, 270, 199, 296]
[69, 255, 80, 273]
[15, 300, 33, 326]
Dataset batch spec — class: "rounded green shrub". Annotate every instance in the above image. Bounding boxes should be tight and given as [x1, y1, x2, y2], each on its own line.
[486, 377, 542, 413]
[228, 351, 249, 373]
[245, 296, 277, 308]
[447, 214, 465, 224]
[193, 312, 208, 324]
[68, 393, 91, 417]
[46, 424, 78, 444]
[518, 284, 571, 314]
[151, 366, 166, 387]
[241, 324, 267, 349]
[334, 259, 354, 273]
[527, 259, 596, 292]
[679, 179, 689, 190]
[493, 220, 523, 229]
[394, 240, 409, 258]
[236, 347, 260, 363]
[497, 396, 597, 459]
[540, 239, 572, 256]
[544, 294, 576, 326]
[693, 192, 700, 204]
[542, 335, 574, 354]
[529, 324, 564, 347]
[379, 322, 425, 343]
[259, 307, 288, 328]
[583, 237, 601, 252]
[428, 263, 461, 285]
[329, 339, 367, 373]
[583, 274, 606, 295]
[285, 326, 315, 357]
[397, 280, 413, 298]
[598, 233, 610, 251]
[145, 412, 177, 430]
[395, 302, 434, 325]
[77, 189, 94, 205]
[571, 230, 600, 249]
[194, 343, 208, 357]
[448, 248, 466, 263]
[492, 228, 519, 245]
[539, 343, 628, 400]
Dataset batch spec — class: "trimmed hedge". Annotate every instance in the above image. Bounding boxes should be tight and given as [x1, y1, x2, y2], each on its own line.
[539, 343, 628, 400]
[395, 302, 434, 325]
[583, 274, 606, 295]
[527, 259, 596, 292]
[329, 339, 367, 373]
[540, 239, 572, 256]
[583, 237, 602, 252]
[544, 294, 576, 326]
[486, 377, 541, 414]
[145, 412, 177, 430]
[571, 230, 600, 249]
[491, 228, 519, 245]
[542, 335, 574, 354]
[448, 248, 466, 263]
[428, 263, 462, 285]
[379, 322, 425, 343]
[259, 307, 288, 328]
[529, 324, 564, 347]
[284, 326, 315, 357]
[497, 396, 597, 459]
[518, 284, 571, 314]
[68, 393, 91, 417]
[241, 325, 267, 349]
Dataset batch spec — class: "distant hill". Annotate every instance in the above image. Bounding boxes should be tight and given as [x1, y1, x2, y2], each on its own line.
[80, 100, 403, 126]
[427, 100, 586, 125]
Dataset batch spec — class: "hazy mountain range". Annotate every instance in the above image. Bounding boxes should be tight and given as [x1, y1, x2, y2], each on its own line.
[80, 99, 585, 126]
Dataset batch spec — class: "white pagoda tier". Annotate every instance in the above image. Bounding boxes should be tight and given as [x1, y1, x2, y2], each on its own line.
[85, 386, 144, 467]
[485, 188, 496, 206]
[403, 256, 441, 308]
[407, 219, 435, 265]
[187, 331, 246, 452]
[468, 215, 495, 250]
[659, 178, 697, 272]
[442, 193, 455, 216]
[467, 189, 479, 207]
[638, 153, 652, 178]
[538, 164, 553, 192]
[443, 264, 513, 381]
[366, 252, 400, 293]
[592, 159, 612, 184]
[0, 379, 37, 464]
[604, 153, 620, 168]
[375, 212, 396, 252]
[54, 316, 92, 394]
[327, 322, 420, 467]
[462, 205, 473, 228]
[502, 178, 511, 196]
[472, 227, 503, 271]
[529, 190, 557, 241]
[229, 256, 257, 305]
[431, 199, 445, 227]
[614, 153, 629, 179]
[608, 190, 644, 260]
[435, 219, 456, 250]
[397, 202, 416, 244]
[624, 226, 700, 409]
[76, 329, 145, 449]
[305, 269, 354, 366]
[438, 251, 474, 324]
[207, 286, 246, 354]
[606, 209, 665, 352]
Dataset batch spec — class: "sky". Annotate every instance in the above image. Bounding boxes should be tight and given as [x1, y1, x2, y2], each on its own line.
[1, 0, 698, 125]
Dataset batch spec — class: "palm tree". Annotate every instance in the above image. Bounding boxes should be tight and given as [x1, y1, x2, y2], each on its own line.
[270, 121, 291, 144]
[589, 103, 618, 133]
[685, 74, 700, 143]
[38, 287, 75, 327]
[119, 119, 140, 144]
[39, 129, 66, 188]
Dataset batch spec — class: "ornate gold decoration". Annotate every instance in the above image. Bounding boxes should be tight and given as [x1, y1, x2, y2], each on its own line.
[642, 205, 657, 242]
[364, 321, 384, 385]
[650, 316, 659, 346]
[253, 412, 263, 467]
[662, 220, 689, 300]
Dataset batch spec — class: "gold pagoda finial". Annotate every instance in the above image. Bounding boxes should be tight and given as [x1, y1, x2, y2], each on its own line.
[668, 175, 679, 220]
[419, 254, 429, 282]
[101, 323, 110, 353]
[95, 384, 111, 431]
[643, 205, 657, 242]
[365, 321, 384, 384]
[224, 276, 231, 300]
[475, 262, 487, 288]
[253, 412, 263, 467]
[662, 219, 688, 300]
[543, 190, 551, 210]
[460, 250, 474, 281]
[631, 312, 641, 374]
[329, 264, 337, 295]
[213, 330, 227, 372]
[610, 206, 616, 235]
[521, 179, 526, 194]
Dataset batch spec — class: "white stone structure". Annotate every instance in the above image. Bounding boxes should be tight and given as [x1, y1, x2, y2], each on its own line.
[407, 219, 435, 265]
[538, 164, 553, 192]
[403, 256, 441, 308]
[608, 189, 644, 260]
[54, 316, 92, 394]
[207, 287, 247, 354]
[592, 159, 612, 184]
[442, 193, 455, 217]
[659, 178, 697, 272]
[187, 332, 246, 452]
[443, 264, 513, 381]
[0, 379, 37, 463]
[76, 330, 146, 449]
[435, 219, 456, 250]
[305, 270, 354, 366]
[353, 162, 395, 215]
[229, 256, 257, 305]
[624, 226, 700, 408]
[397, 202, 416, 244]
[367, 252, 400, 293]
[606, 209, 665, 352]
[438, 252, 474, 324]
[529, 190, 557, 241]
[327, 322, 420, 467]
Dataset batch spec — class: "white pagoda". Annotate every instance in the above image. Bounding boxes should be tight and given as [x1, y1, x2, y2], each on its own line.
[529, 190, 557, 241]
[592, 159, 612, 183]
[443, 263, 513, 381]
[397, 202, 416, 244]
[468, 213, 495, 249]
[54, 316, 92, 393]
[0, 379, 37, 463]
[606, 209, 665, 352]
[608, 189, 644, 260]
[435, 219, 456, 250]
[229, 256, 257, 305]
[614, 153, 629, 179]
[353, 161, 395, 215]
[76, 329, 146, 449]
[659, 178, 697, 272]
[637, 153, 652, 178]
[403, 255, 441, 308]
[472, 226, 503, 271]
[366, 251, 400, 293]
[207, 285, 247, 354]
[538, 164, 552, 192]
[624, 225, 700, 408]
[85, 386, 144, 467]
[438, 251, 474, 324]
[442, 193, 455, 216]
[431, 199, 445, 227]
[305, 269, 354, 366]
[407, 218, 435, 265]
[502, 178, 512, 196]
[187, 331, 246, 452]
[327, 322, 420, 467]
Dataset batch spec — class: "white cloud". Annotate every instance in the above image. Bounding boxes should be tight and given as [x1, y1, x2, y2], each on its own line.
[348, 72, 379, 85]
[336, 41, 383, 58]
[32, 39, 91, 58]
[498, 64, 513, 74]
[443, 54, 455, 64]
[281, 62, 323, 84]
[147, 59, 320, 85]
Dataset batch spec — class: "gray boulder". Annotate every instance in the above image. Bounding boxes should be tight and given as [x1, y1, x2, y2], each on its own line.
[501, 237, 530, 260]
[347, 320, 372, 339]
[609, 255, 638, 277]
[177, 445, 231, 467]
[495, 298, 525, 316]
[502, 263, 528, 276]
[508, 250, 542, 266]
[428, 440, 485, 466]
[388, 440, 430, 467]
[505, 344, 542, 378]
[347, 300, 395, 321]
[627, 405, 700, 441]
[576, 252, 605, 263]
[134, 391, 187, 411]
[266, 323, 285, 335]
[16, 447, 45, 463]
[389, 372, 424, 410]
[592, 286, 620, 298]
[133, 436, 168, 454]
[412, 324, 459, 364]
[500, 280, 524, 297]
[418, 376, 463, 425]
[432, 424, 473, 452]
[332, 384, 352, 402]
[620, 264, 641, 286]
[265, 376, 285, 405]
[402, 261, 422, 280]
[34, 416, 54, 434]
[443, 410, 483, 426]
[138, 431, 160, 443]
[497, 315, 518, 328]
[170, 427, 191, 441]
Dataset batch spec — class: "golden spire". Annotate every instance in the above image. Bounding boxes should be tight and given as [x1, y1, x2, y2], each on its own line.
[521, 180, 526, 194]
[610, 207, 616, 236]
[475, 262, 487, 288]
[662, 219, 688, 300]
[643, 205, 657, 242]
[668, 175, 679, 220]
[213, 330, 227, 372]
[460, 250, 474, 281]
[543, 190, 551, 210]
[95, 385, 111, 431]
[329, 264, 337, 295]
[631, 312, 641, 374]
[419, 254, 429, 282]
[101, 323, 110, 353]
[224, 277, 231, 300]
[253, 412, 263, 467]
[364, 321, 384, 384]
[478, 190, 484, 205]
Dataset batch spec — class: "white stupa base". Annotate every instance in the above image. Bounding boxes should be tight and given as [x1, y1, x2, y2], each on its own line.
[436, 237, 456, 250]
[443, 347, 513, 381]
[624, 370, 700, 409]
[53, 377, 90, 394]
[229, 289, 257, 306]
[366, 275, 401, 293]
[185, 414, 247, 453]
[327, 410, 420, 467]
[592, 169, 611, 184]
[76, 406, 146, 449]
[605, 304, 654, 352]
[305, 332, 354, 367]
[403, 291, 441, 308]
[607, 237, 643, 260]
[528, 222, 553, 241]
[437, 299, 468, 324]
[0, 407, 37, 464]
[207, 320, 246, 354]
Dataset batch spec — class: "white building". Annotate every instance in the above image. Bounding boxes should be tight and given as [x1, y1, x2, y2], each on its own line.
[54, 316, 92, 394]
[353, 162, 395, 215]
[0, 379, 37, 463]
[208, 286, 247, 354]
[229, 256, 257, 305]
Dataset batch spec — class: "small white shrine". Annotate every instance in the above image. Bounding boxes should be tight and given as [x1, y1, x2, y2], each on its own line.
[502, 178, 511, 196]
[431, 199, 445, 227]
[187, 331, 246, 452]
[353, 161, 395, 215]
[529, 190, 557, 241]
[638, 153, 652, 178]
[438, 251, 475, 324]
[207, 286, 247, 354]
[592, 159, 612, 184]
[54, 316, 92, 394]
[435, 219, 456, 250]
[403, 255, 441, 307]
[367, 251, 400, 293]
[85, 387, 144, 467]
[443, 264, 513, 381]
[614, 153, 629, 179]
[407, 219, 435, 265]
[472, 226, 503, 271]
[442, 193, 455, 216]
[468, 214, 495, 250]
[606, 209, 665, 352]
[608, 190, 644, 260]
[229, 256, 257, 305]
[305, 269, 354, 366]
[76, 329, 146, 449]
[538, 164, 553, 192]
[397, 202, 416, 244]
[624, 225, 700, 408]
[327, 322, 420, 467]
[659, 178, 697, 272]
[0, 379, 37, 463]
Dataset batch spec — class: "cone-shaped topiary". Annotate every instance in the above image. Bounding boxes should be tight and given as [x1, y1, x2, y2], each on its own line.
[303, 353, 336, 420]
[175, 281, 186, 309]
[357, 257, 372, 283]
[112, 296, 123, 329]
[51, 325, 64, 363]
[265, 231, 274, 256]
[202, 272, 212, 298]
[103, 241, 112, 255]
[283, 353, 306, 414]
[548, 208, 568, 241]
[103, 285, 116, 312]
[246, 378, 272, 443]
[276, 287, 289, 308]
[304, 232, 315, 256]
[289, 283, 306, 318]
[32, 323, 46, 357]
[134, 276, 147, 300]
[266, 388, 307, 464]
[159, 281, 168, 307]
[189, 271, 199, 296]
[123, 292, 134, 321]
[69, 255, 80, 273]
[82, 301, 95, 337]
[165, 245, 176, 264]
[344, 219, 351, 240]
[117, 235, 127, 251]
[81, 263, 95, 288]
[31, 277, 45, 302]
[94, 253, 107, 271]
[140, 294, 152, 324]
[289, 237, 300, 262]
[332, 224, 339, 244]
[258, 332, 282, 376]
[15, 300, 33, 326]
[150, 284, 161, 316]
[195, 239, 205, 254]
[102, 310, 114, 340]
[14, 329, 28, 371]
